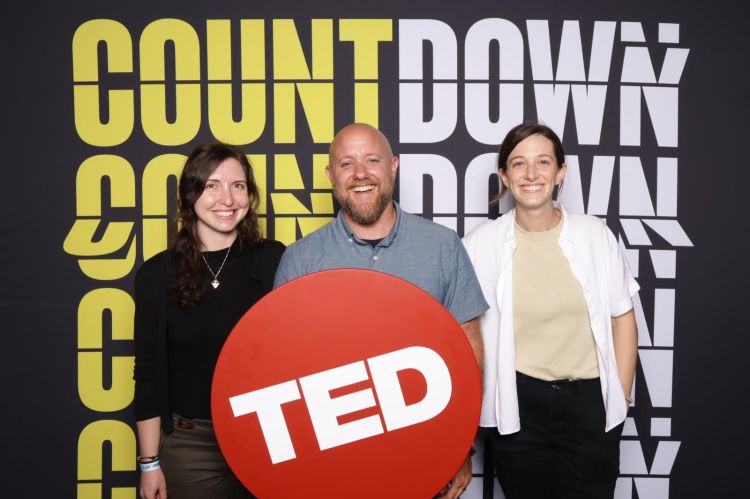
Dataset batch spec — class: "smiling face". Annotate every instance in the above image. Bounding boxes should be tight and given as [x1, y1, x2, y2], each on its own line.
[499, 133, 567, 213]
[193, 157, 250, 249]
[326, 124, 399, 229]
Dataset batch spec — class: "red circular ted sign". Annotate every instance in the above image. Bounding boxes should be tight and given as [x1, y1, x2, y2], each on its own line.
[212, 269, 481, 498]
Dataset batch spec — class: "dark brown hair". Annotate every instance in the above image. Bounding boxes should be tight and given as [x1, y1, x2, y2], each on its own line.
[171, 142, 262, 306]
[496, 122, 566, 199]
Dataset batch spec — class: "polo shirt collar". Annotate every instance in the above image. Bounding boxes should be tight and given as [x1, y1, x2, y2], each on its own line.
[334, 201, 402, 248]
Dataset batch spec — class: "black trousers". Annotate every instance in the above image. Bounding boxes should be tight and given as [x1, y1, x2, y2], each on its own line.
[487, 372, 623, 499]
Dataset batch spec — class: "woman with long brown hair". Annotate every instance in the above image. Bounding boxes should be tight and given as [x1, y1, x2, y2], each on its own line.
[133, 143, 284, 499]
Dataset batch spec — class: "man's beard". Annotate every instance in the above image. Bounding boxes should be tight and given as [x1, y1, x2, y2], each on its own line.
[337, 183, 393, 225]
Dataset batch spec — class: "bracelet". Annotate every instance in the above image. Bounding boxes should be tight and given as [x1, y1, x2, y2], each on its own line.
[625, 396, 633, 405]
[140, 459, 161, 472]
[137, 455, 160, 463]
[469, 446, 477, 457]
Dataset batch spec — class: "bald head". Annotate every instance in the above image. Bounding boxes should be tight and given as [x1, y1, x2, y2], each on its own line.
[329, 123, 394, 163]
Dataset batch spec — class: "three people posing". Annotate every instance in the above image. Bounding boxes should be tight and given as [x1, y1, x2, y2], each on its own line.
[134, 121, 637, 499]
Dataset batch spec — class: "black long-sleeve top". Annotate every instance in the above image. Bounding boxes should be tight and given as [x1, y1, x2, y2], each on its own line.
[133, 239, 285, 429]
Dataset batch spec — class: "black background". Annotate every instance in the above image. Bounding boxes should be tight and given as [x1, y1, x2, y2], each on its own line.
[1, 1, 747, 497]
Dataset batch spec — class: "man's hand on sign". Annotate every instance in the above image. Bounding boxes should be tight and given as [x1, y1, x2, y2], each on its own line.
[435, 453, 472, 498]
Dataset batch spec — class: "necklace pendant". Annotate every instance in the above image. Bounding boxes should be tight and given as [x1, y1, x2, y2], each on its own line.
[202, 245, 231, 291]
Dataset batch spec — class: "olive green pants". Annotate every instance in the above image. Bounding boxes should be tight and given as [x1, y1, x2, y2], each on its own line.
[160, 415, 255, 499]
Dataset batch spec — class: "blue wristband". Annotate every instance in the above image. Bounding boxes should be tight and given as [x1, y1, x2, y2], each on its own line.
[140, 459, 161, 472]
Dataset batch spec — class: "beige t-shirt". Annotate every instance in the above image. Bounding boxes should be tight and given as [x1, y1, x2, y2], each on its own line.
[512, 218, 599, 380]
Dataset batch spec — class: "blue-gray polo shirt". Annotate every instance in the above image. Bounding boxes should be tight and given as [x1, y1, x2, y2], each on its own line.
[274, 202, 489, 324]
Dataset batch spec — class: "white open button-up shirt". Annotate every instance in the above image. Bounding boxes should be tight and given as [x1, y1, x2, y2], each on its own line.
[462, 207, 640, 434]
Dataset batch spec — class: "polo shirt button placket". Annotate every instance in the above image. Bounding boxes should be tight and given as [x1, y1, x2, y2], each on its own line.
[371, 249, 380, 269]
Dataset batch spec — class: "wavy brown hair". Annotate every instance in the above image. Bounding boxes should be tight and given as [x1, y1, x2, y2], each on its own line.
[171, 142, 262, 306]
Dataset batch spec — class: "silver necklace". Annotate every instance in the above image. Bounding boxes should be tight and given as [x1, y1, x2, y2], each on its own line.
[201, 245, 231, 289]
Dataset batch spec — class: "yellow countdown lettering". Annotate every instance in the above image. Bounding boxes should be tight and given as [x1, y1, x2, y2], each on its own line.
[273, 83, 333, 143]
[273, 83, 296, 141]
[206, 19, 265, 80]
[77, 241, 137, 281]
[74, 86, 135, 147]
[312, 153, 330, 189]
[241, 20, 266, 80]
[142, 154, 185, 260]
[140, 19, 200, 81]
[140, 19, 201, 145]
[72, 20, 134, 146]
[269, 153, 333, 244]
[74, 155, 135, 216]
[77, 484, 134, 499]
[78, 288, 134, 348]
[73, 19, 132, 81]
[78, 351, 135, 412]
[77, 289, 134, 412]
[338, 19, 393, 79]
[271, 153, 332, 215]
[297, 83, 334, 142]
[63, 155, 137, 280]
[272, 19, 333, 80]
[64, 219, 133, 258]
[206, 20, 232, 80]
[208, 83, 266, 144]
[247, 154, 267, 215]
[140, 83, 201, 146]
[77, 420, 135, 480]
[77, 483, 102, 499]
[274, 154, 305, 189]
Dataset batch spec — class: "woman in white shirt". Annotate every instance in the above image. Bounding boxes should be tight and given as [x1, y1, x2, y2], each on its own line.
[462, 123, 639, 499]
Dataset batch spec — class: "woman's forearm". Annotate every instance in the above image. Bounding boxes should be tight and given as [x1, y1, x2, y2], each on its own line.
[136, 416, 162, 457]
[612, 309, 638, 401]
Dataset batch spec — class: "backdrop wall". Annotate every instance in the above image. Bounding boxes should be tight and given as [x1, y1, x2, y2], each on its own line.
[2, 0, 747, 497]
